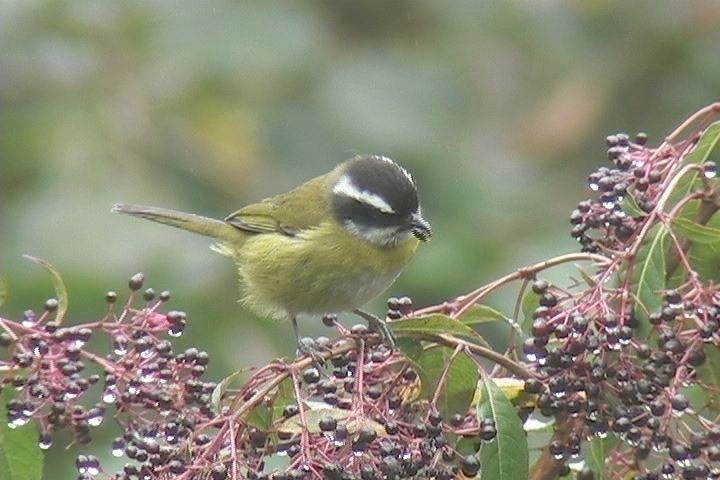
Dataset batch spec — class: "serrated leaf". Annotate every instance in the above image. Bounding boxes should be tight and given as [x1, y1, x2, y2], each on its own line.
[239, 376, 294, 430]
[278, 407, 348, 434]
[672, 217, 720, 244]
[687, 241, 720, 282]
[244, 404, 273, 431]
[270, 377, 296, 422]
[621, 193, 645, 218]
[389, 314, 485, 343]
[685, 120, 720, 165]
[630, 225, 667, 336]
[211, 370, 245, 413]
[669, 121, 720, 204]
[0, 390, 43, 480]
[459, 305, 508, 325]
[696, 344, 720, 413]
[23, 256, 68, 325]
[477, 378, 529, 480]
[278, 408, 385, 435]
[584, 434, 619, 479]
[415, 346, 478, 419]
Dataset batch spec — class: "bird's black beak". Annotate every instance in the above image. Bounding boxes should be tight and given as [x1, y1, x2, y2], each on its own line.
[410, 213, 432, 242]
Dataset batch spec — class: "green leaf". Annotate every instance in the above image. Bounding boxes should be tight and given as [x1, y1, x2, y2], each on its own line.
[672, 217, 720, 244]
[687, 241, 720, 282]
[244, 404, 274, 431]
[477, 378, 529, 480]
[473, 377, 527, 404]
[396, 338, 423, 363]
[415, 346, 478, 419]
[696, 345, 720, 413]
[630, 225, 667, 336]
[23, 256, 68, 325]
[684, 120, 720, 165]
[211, 370, 246, 413]
[621, 193, 646, 218]
[0, 390, 44, 480]
[270, 377, 296, 419]
[520, 291, 540, 333]
[669, 120, 720, 204]
[239, 377, 294, 430]
[389, 314, 485, 343]
[682, 202, 720, 280]
[278, 407, 384, 435]
[584, 433, 619, 479]
[459, 305, 508, 325]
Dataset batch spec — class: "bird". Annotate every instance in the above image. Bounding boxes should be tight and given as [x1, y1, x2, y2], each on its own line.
[113, 154, 431, 354]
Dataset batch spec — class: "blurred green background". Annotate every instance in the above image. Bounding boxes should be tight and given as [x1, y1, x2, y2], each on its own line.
[2, 1, 720, 477]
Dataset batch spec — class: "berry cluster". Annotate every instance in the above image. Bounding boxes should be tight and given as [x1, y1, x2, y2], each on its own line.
[210, 300, 496, 480]
[519, 126, 720, 479]
[524, 278, 720, 479]
[570, 132, 657, 252]
[2, 280, 499, 479]
[0, 273, 218, 479]
[570, 131, 717, 254]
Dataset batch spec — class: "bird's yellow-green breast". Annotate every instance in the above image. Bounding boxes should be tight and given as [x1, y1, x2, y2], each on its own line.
[222, 221, 420, 319]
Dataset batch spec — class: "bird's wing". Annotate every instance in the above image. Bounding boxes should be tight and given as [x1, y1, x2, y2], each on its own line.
[224, 174, 332, 236]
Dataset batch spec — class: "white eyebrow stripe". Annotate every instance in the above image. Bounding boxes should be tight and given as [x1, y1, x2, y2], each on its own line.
[333, 175, 395, 214]
[376, 155, 415, 185]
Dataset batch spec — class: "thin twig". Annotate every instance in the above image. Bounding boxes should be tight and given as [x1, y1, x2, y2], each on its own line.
[412, 253, 610, 319]
[408, 332, 532, 379]
[430, 344, 464, 407]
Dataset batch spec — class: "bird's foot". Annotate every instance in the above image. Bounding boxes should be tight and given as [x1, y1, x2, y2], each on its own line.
[296, 336, 328, 365]
[353, 309, 397, 349]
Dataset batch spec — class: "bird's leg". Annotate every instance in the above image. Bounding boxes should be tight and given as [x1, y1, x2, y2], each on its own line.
[292, 316, 326, 364]
[353, 309, 396, 348]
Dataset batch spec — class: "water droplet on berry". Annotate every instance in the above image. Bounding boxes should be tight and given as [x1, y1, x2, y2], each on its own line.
[38, 436, 52, 450]
[22, 310, 37, 328]
[113, 339, 128, 356]
[63, 391, 78, 400]
[102, 389, 117, 404]
[111, 438, 125, 457]
[88, 413, 104, 427]
[704, 162, 717, 178]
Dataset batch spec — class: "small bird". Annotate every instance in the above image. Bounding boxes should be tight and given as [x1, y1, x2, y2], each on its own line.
[113, 154, 431, 353]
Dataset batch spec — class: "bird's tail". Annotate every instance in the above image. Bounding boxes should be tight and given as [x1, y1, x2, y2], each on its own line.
[112, 203, 239, 242]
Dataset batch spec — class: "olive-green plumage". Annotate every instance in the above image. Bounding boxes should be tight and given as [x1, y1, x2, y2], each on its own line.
[112, 157, 427, 323]
[231, 220, 418, 319]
